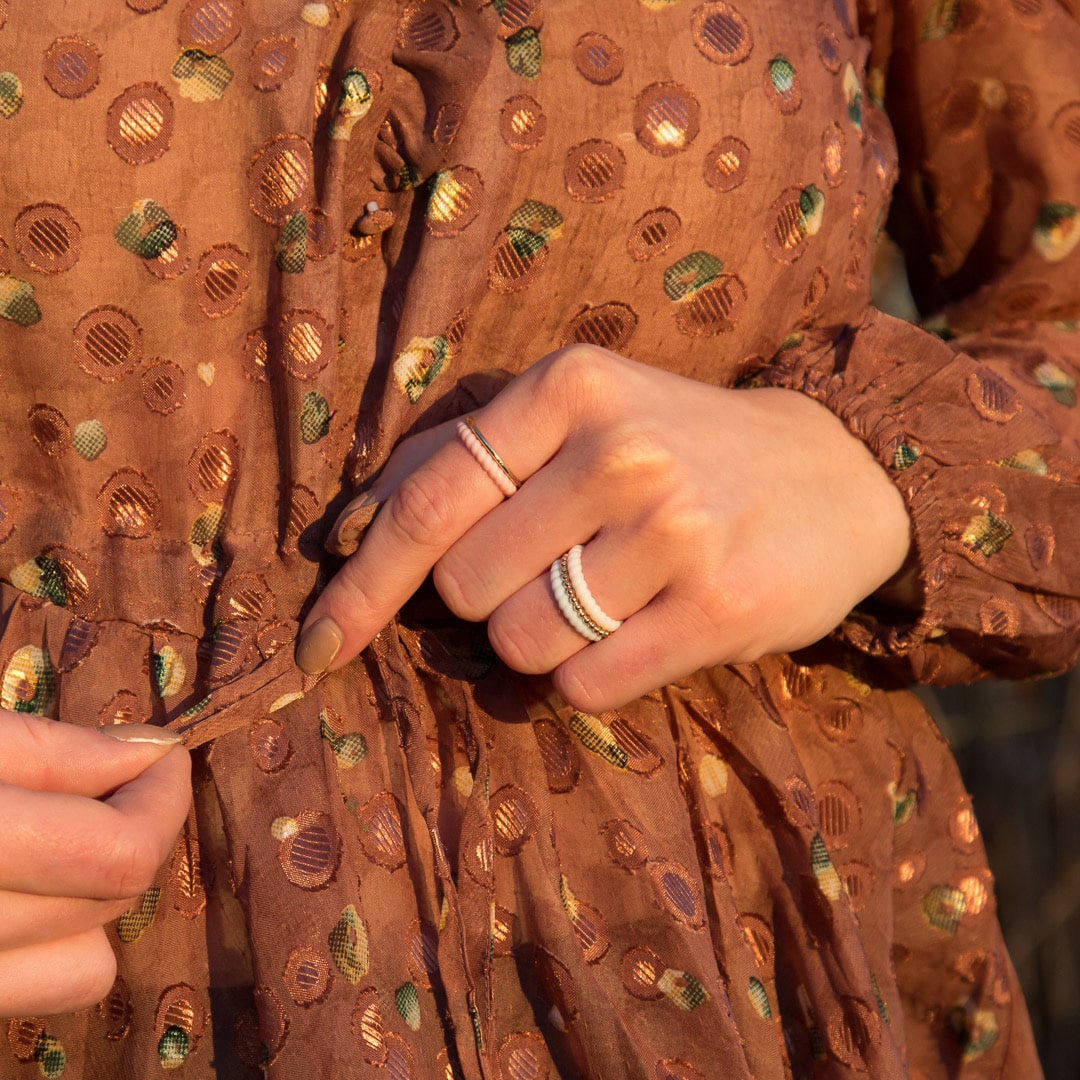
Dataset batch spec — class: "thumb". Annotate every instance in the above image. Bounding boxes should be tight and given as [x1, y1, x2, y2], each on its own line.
[0, 712, 186, 798]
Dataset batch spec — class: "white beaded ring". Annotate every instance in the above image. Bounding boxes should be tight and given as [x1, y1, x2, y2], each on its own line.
[565, 544, 622, 634]
[549, 546, 622, 643]
[456, 417, 521, 499]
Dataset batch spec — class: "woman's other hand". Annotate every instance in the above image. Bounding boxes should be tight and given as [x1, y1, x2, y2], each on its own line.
[297, 346, 912, 710]
[0, 714, 190, 1015]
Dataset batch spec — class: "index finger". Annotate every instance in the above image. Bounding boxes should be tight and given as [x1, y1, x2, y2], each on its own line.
[296, 356, 580, 674]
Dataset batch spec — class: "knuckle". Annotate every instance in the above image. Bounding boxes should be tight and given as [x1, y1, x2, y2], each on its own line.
[432, 558, 488, 621]
[539, 344, 621, 414]
[487, 610, 552, 675]
[71, 936, 119, 1009]
[386, 471, 457, 550]
[108, 831, 163, 900]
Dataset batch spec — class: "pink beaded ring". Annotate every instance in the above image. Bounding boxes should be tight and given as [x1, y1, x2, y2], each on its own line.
[456, 416, 522, 499]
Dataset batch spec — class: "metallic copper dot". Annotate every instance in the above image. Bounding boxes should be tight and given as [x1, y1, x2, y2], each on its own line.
[620, 945, 665, 1000]
[74, 306, 142, 381]
[500, 94, 546, 151]
[496, 0, 539, 38]
[488, 234, 548, 293]
[397, 1, 459, 52]
[574, 31, 624, 84]
[249, 717, 291, 773]
[358, 791, 407, 869]
[561, 302, 638, 351]
[144, 222, 191, 279]
[15, 203, 81, 273]
[179, 0, 242, 52]
[278, 810, 340, 889]
[491, 785, 537, 855]
[627, 207, 681, 261]
[815, 781, 861, 848]
[281, 310, 332, 378]
[351, 988, 387, 1063]
[250, 35, 298, 92]
[426, 165, 484, 236]
[282, 945, 332, 1006]
[406, 919, 439, 990]
[28, 403, 71, 456]
[692, 3, 753, 65]
[97, 978, 133, 1040]
[196, 243, 251, 318]
[497, 1032, 549, 1080]
[186, 432, 238, 503]
[43, 36, 101, 98]
[97, 468, 161, 538]
[821, 123, 847, 186]
[703, 136, 749, 192]
[816, 21, 842, 72]
[107, 82, 174, 165]
[936, 79, 984, 139]
[248, 135, 313, 223]
[676, 275, 747, 336]
[564, 138, 625, 202]
[142, 360, 187, 414]
[634, 81, 701, 156]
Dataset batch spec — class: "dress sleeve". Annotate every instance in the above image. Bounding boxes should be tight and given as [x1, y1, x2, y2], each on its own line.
[758, 0, 1080, 685]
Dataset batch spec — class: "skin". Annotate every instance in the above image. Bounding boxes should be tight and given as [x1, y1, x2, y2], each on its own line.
[301, 344, 914, 708]
[0, 345, 911, 1017]
[0, 715, 190, 1016]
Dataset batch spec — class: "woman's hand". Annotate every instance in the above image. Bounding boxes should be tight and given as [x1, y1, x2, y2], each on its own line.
[0, 713, 190, 1015]
[297, 346, 912, 710]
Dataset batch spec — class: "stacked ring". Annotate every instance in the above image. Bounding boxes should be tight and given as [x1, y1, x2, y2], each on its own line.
[456, 416, 521, 498]
[550, 544, 623, 643]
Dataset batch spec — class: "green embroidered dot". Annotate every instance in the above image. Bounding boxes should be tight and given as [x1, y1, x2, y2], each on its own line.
[922, 884, 967, 935]
[1033, 360, 1077, 406]
[961, 511, 1013, 557]
[798, 185, 825, 237]
[117, 887, 161, 943]
[505, 28, 542, 79]
[870, 973, 890, 1024]
[843, 63, 863, 131]
[568, 711, 629, 770]
[0, 274, 42, 326]
[921, 0, 962, 39]
[393, 336, 450, 404]
[892, 787, 918, 825]
[189, 503, 225, 565]
[9, 555, 68, 607]
[657, 969, 709, 1011]
[171, 49, 233, 102]
[395, 982, 421, 1031]
[0, 71, 23, 118]
[748, 977, 773, 1020]
[1032, 202, 1080, 263]
[277, 212, 308, 274]
[948, 1003, 999, 1061]
[328, 904, 369, 984]
[158, 1026, 190, 1070]
[152, 645, 186, 699]
[115, 200, 178, 260]
[662, 251, 723, 302]
[768, 56, 795, 94]
[34, 1034, 66, 1079]
[505, 199, 564, 258]
[1, 645, 56, 715]
[892, 441, 921, 471]
[330, 69, 372, 140]
[811, 833, 843, 900]
[73, 419, 107, 460]
[997, 449, 1048, 474]
[299, 390, 330, 442]
[320, 710, 367, 767]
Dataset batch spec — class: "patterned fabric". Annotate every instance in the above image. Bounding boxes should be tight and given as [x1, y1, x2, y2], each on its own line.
[1, 0, 1077, 1076]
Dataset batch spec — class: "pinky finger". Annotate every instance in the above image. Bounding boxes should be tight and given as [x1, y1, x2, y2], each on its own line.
[0, 928, 117, 1016]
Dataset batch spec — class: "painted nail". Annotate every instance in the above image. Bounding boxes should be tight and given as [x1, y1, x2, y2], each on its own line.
[295, 616, 344, 675]
[100, 724, 183, 746]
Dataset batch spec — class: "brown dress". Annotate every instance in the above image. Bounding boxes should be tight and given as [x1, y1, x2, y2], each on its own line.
[1, 0, 1078, 1076]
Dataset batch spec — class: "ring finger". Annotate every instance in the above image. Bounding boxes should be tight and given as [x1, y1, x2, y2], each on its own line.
[486, 530, 668, 675]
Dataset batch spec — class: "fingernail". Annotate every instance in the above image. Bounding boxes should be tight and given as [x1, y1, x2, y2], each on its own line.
[296, 616, 344, 674]
[100, 724, 184, 746]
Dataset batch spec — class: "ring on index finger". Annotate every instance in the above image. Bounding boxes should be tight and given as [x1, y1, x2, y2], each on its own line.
[550, 544, 624, 643]
[456, 416, 522, 498]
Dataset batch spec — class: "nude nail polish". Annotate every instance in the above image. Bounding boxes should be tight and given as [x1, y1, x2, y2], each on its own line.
[101, 723, 183, 745]
[296, 616, 344, 674]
